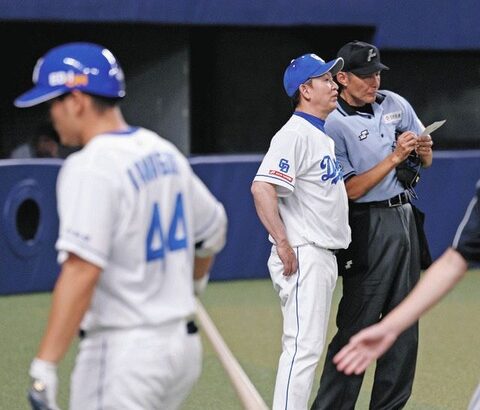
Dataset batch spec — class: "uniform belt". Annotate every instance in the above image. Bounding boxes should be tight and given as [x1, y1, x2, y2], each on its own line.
[358, 192, 410, 208]
[79, 320, 198, 339]
[186, 320, 198, 334]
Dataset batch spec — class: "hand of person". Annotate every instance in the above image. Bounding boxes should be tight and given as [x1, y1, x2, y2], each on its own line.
[392, 131, 417, 163]
[193, 272, 210, 296]
[276, 241, 298, 276]
[28, 358, 60, 410]
[332, 323, 399, 375]
[415, 135, 433, 157]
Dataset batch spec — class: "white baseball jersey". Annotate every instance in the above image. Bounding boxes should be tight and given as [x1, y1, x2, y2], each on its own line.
[254, 114, 350, 250]
[55, 127, 225, 332]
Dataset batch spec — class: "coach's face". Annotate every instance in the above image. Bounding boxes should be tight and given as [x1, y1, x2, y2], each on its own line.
[299, 72, 339, 119]
[337, 71, 381, 106]
[48, 92, 82, 146]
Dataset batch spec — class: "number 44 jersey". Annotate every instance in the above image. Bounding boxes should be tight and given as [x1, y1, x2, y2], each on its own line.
[55, 127, 226, 332]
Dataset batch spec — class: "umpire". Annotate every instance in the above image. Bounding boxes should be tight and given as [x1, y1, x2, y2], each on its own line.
[311, 41, 433, 409]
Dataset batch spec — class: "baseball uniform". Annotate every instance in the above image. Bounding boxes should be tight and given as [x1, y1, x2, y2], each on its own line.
[254, 112, 350, 410]
[55, 127, 226, 410]
[16, 42, 228, 410]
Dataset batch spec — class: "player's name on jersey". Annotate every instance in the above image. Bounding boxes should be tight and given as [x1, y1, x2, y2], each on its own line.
[127, 151, 179, 191]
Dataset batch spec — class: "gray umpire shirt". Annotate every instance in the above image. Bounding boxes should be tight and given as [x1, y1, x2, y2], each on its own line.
[325, 90, 424, 203]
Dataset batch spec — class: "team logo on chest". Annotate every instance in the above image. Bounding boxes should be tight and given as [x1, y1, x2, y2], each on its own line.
[358, 129, 369, 141]
[320, 155, 343, 184]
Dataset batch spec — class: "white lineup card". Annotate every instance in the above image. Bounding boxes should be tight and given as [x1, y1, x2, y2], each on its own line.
[420, 120, 446, 137]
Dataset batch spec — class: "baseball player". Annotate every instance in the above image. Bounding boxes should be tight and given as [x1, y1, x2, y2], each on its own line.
[15, 42, 227, 410]
[333, 179, 480, 410]
[311, 41, 433, 410]
[251, 53, 351, 410]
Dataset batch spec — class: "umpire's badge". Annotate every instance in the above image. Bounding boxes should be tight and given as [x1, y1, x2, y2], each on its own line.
[358, 129, 369, 141]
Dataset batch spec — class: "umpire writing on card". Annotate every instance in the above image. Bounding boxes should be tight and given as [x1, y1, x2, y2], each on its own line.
[15, 42, 227, 410]
[311, 41, 433, 410]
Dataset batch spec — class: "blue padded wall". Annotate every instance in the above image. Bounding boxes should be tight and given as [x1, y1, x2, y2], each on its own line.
[0, 152, 479, 294]
[190, 155, 270, 281]
[1, 0, 480, 49]
[415, 151, 480, 260]
[0, 160, 62, 295]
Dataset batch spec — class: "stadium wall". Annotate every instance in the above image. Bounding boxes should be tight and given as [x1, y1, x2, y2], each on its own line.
[0, 152, 479, 295]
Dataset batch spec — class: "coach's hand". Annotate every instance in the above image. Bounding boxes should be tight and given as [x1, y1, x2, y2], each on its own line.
[28, 358, 60, 410]
[277, 241, 298, 276]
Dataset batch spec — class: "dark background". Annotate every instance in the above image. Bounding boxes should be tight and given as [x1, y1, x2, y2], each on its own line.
[1, 21, 479, 158]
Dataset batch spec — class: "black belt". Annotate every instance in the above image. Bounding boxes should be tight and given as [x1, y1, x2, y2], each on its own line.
[356, 192, 410, 208]
[186, 320, 198, 334]
[79, 320, 198, 339]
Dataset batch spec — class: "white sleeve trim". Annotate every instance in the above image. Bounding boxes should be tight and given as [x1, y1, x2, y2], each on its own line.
[56, 238, 108, 270]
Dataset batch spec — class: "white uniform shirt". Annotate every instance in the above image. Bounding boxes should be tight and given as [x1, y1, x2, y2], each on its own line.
[254, 114, 351, 249]
[56, 127, 225, 331]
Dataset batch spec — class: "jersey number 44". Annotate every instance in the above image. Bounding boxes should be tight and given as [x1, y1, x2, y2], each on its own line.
[146, 192, 188, 262]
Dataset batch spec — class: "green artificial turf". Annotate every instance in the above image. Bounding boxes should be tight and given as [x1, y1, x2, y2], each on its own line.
[1, 272, 479, 409]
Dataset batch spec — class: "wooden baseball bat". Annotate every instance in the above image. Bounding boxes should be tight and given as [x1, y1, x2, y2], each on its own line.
[196, 299, 269, 410]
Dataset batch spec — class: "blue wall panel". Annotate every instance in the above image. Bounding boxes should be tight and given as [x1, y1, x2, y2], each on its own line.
[1, 0, 480, 49]
[0, 152, 479, 294]
[191, 156, 270, 281]
[0, 160, 62, 295]
[415, 151, 480, 260]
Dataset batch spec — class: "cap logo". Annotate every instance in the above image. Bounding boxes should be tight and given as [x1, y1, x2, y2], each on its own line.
[310, 54, 325, 63]
[32, 58, 44, 84]
[48, 71, 89, 88]
[367, 48, 377, 62]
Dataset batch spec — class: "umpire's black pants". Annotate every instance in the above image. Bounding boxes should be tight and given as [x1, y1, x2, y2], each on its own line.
[311, 203, 421, 410]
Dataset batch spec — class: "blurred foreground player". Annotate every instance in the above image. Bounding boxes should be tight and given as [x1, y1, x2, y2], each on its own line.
[15, 42, 227, 410]
[334, 180, 480, 410]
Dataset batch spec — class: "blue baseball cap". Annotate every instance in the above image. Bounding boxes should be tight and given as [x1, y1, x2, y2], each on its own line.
[14, 42, 126, 108]
[283, 53, 344, 97]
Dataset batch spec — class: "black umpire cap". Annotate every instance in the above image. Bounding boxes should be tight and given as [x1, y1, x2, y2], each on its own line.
[337, 40, 389, 75]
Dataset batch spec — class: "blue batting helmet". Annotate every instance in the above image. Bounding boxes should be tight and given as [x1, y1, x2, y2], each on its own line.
[14, 42, 126, 108]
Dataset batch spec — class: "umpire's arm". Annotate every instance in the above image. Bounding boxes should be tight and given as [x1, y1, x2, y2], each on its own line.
[345, 131, 418, 200]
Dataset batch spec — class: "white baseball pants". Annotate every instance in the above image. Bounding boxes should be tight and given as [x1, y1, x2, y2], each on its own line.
[69, 320, 201, 410]
[269, 244, 338, 410]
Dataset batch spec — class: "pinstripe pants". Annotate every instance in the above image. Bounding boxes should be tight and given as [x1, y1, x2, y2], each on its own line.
[269, 244, 338, 410]
[69, 322, 201, 410]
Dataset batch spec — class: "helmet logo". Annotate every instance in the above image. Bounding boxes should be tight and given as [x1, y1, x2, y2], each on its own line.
[32, 58, 44, 84]
[48, 71, 89, 88]
[310, 54, 325, 63]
